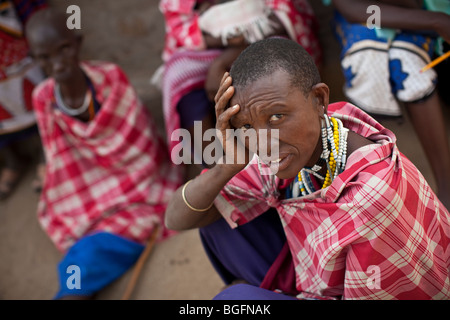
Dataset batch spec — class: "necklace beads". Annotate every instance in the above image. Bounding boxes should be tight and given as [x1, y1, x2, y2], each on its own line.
[295, 115, 348, 196]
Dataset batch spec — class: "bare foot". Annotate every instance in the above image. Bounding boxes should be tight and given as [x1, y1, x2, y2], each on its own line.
[0, 167, 22, 200]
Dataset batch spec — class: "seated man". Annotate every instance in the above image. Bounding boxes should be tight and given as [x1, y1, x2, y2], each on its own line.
[26, 8, 181, 299]
[165, 38, 450, 300]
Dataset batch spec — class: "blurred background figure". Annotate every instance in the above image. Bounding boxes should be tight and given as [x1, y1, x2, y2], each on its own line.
[26, 7, 182, 299]
[328, 0, 450, 208]
[0, 0, 47, 200]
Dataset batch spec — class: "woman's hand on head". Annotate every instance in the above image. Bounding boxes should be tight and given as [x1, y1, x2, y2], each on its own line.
[214, 72, 252, 175]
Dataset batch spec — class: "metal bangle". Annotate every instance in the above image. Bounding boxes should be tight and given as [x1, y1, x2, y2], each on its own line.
[181, 180, 214, 212]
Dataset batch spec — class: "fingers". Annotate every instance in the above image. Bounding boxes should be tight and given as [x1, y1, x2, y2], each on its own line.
[214, 72, 231, 104]
[216, 104, 240, 132]
[215, 85, 234, 116]
[220, 71, 229, 86]
[215, 78, 235, 118]
[215, 71, 240, 133]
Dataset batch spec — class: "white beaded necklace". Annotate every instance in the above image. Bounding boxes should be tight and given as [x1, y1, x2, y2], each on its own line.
[293, 114, 349, 197]
[54, 83, 92, 116]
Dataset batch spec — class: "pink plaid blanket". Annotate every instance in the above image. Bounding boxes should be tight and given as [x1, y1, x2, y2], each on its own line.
[213, 102, 450, 300]
[33, 61, 182, 252]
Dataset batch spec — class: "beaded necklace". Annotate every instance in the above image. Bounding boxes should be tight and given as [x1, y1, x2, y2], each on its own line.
[294, 115, 348, 197]
[54, 73, 100, 121]
[54, 83, 92, 117]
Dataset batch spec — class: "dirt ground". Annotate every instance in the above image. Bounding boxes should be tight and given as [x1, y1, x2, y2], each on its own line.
[0, 0, 448, 300]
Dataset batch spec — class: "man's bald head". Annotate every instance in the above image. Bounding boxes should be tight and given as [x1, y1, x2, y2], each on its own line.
[26, 8, 83, 83]
[26, 7, 80, 46]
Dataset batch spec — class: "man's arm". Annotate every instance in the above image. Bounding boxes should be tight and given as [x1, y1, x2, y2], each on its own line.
[165, 73, 249, 231]
[165, 165, 233, 230]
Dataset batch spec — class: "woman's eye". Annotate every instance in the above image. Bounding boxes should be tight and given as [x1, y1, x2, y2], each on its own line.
[269, 114, 283, 122]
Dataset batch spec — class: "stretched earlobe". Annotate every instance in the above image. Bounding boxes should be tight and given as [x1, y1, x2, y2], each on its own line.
[311, 83, 330, 111]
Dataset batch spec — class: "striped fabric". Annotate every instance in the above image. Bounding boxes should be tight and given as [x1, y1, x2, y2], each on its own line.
[162, 49, 221, 153]
[213, 102, 450, 300]
[32, 61, 182, 252]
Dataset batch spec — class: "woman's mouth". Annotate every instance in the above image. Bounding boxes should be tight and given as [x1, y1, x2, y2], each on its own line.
[268, 154, 292, 174]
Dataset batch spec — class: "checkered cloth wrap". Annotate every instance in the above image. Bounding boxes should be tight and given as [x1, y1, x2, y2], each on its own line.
[32, 61, 182, 252]
[159, 0, 321, 153]
[213, 102, 450, 300]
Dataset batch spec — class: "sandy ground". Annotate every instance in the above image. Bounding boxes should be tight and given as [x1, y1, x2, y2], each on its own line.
[0, 0, 448, 300]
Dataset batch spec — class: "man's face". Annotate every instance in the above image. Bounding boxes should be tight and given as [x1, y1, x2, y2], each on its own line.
[28, 25, 81, 83]
[229, 69, 324, 180]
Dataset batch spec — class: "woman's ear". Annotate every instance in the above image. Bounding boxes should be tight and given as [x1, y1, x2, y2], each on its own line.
[311, 83, 330, 116]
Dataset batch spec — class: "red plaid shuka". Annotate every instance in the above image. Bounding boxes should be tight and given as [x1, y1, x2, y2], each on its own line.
[213, 102, 450, 300]
[159, 0, 321, 153]
[32, 61, 182, 252]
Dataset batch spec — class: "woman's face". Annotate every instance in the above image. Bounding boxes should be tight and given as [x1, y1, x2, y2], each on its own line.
[229, 69, 328, 180]
[28, 25, 81, 84]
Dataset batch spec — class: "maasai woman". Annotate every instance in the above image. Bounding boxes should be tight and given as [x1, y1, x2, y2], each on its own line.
[26, 8, 182, 299]
[165, 38, 450, 300]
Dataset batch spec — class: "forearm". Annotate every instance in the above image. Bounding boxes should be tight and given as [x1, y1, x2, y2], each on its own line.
[165, 164, 238, 231]
[332, 0, 445, 32]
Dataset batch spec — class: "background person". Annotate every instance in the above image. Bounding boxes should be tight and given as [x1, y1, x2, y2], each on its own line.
[329, 0, 450, 208]
[0, 0, 47, 200]
[26, 8, 181, 299]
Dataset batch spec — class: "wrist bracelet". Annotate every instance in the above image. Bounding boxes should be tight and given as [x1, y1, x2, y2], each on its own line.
[182, 180, 214, 212]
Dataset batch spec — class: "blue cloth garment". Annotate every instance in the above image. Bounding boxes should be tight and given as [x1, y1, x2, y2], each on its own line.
[176, 89, 214, 130]
[54, 232, 144, 299]
[199, 208, 286, 287]
[213, 283, 297, 300]
[200, 208, 301, 299]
